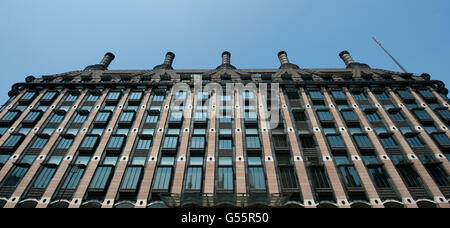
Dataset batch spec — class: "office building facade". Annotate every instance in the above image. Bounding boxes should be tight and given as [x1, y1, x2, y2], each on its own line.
[0, 50, 449, 208]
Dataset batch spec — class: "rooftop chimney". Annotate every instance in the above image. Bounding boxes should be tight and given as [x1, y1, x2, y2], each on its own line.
[154, 52, 176, 70]
[277, 51, 299, 69]
[99, 52, 115, 68]
[222, 51, 231, 65]
[216, 51, 236, 69]
[338, 50, 370, 69]
[84, 52, 116, 71]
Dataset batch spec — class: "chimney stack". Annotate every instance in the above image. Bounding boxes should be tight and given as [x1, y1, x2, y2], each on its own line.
[278, 51, 290, 65]
[222, 51, 231, 65]
[339, 51, 355, 67]
[163, 52, 175, 67]
[99, 52, 115, 67]
[84, 52, 116, 70]
[338, 50, 370, 69]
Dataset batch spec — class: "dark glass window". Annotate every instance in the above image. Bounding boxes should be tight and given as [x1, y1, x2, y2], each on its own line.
[1, 111, 20, 121]
[327, 135, 345, 148]
[217, 157, 233, 191]
[309, 166, 330, 188]
[342, 110, 358, 121]
[30, 137, 48, 149]
[24, 111, 42, 122]
[397, 90, 414, 99]
[406, 136, 424, 147]
[353, 135, 373, 148]
[272, 135, 288, 148]
[119, 111, 135, 122]
[162, 136, 178, 149]
[21, 92, 37, 101]
[56, 137, 74, 149]
[95, 112, 111, 122]
[185, 166, 203, 191]
[65, 94, 78, 102]
[365, 111, 381, 121]
[49, 113, 65, 123]
[374, 91, 389, 100]
[248, 156, 266, 190]
[120, 166, 143, 190]
[368, 167, 390, 188]
[293, 111, 307, 121]
[152, 95, 165, 102]
[436, 109, 450, 120]
[3, 166, 29, 186]
[42, 91, 57, 101]
[413, 109, 431, 120]
[418, 89, 434, 99]
[309, 91, 323, 99]
[389, 111, 405, 121]
[86, 94, 100, 102]
[317, 111, 333, 121]
[299, 135, 316, 148]
[129, 92, 143, 101]
[380, 136, 398, 148]
[246, 136, 261, 149]
[398, 166, 422, 187]
[80, 135, 100, 149]
[107, 136, 125, 150]
[352, 92, 367, 100]
[190, 136, 205, 149]
[89, 166, 113, 189]
[3, 134, 24, 148]
[145, 114, 159, 123]
[153, 167, 172, 190]
[331, 90, 346, 99]
[219, 139, 232, 150]
[106, 91, 121, 101]
[339, 166, 362, 188]
[431, 133, 450, 147]
[425, 165, 449, 186]
[73, 113, 87, 123]
[136, 138, 152, 150]
[33, 167, 56, 188]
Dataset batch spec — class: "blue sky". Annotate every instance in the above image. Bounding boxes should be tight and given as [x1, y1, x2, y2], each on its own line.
[0, 0, 449, 104]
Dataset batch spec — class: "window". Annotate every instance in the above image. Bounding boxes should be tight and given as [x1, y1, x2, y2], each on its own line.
[431, 133, 450, 147]
[276, 154, 298, 189]
[129, 92, 143, 101]
[342, 110, 358, 121]
[86, 94, 100, 102]
[365, 111, 381, 121]
[425, 165, 449, 187]
[219, 139, 232, 150]
[317, 111, 333, 121]
[30, 137, 48, 149]
[106, 91, 121, 101]
[20, 92, 37, 102]
[246, 136, 261, 149]
[89, 166, 113, 189]
[348, 127, 362, 135]
[33, 167, 57, 188]
[163, 136, 178, 149]
[299, 135, 316, 148]
[380, 136, 398, 148]
[49, 113, 65, 123]
[2, 155, 36, 186]
[423, 125, 438, 134]
[42, 91, 57, 101]
[331, 91, 346, 99]
[247, 156, 266, 190]
[145, 114, 159, 123]
[119, 111, 135, 123]
[80, 135, 100, 150]
[65, 94, 78, 102]
[368, 167, 390, 188]
[436, 109, 450, 120]
[73, 113, 87, 123]
[390, 111, 405, 121]
[24, 111, 42, 123]
[120, 166, 143, 190]
[353, 135, 373, 148]
[418, 89, 434, 99]
[184, 157, 203, 191]
[153, 156, 174, 190]
[398, 166, 422, 187]
[309, 91, 323, 99]
[18, 128, 32, 135]
[413, 109, 431, 120]
[339, 166, 362, 188]
[169, 112, 183, 122]
[1, 111, 20, 121]
[397, 90, 414, 99]
[136, 138, 152, 150]
[327, 135, 345, 148]
[56, 137, 73, 149]
[107, 136, 126, 150]
[323, 128, 336, 135]
[95, 112, 111, 123]
[309, 166, 331, 189]
[293, 111, 307, 121]
[352, 92, 367, 100]
[152, 94, 165, 102]
[191, 136, 205, 149]
[374, 91, 389, 100]
[272, 135, 288, 148]
[2, 134, 24, 149]
[406, 136, 424, 147]
[217, 157, 233, 191]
